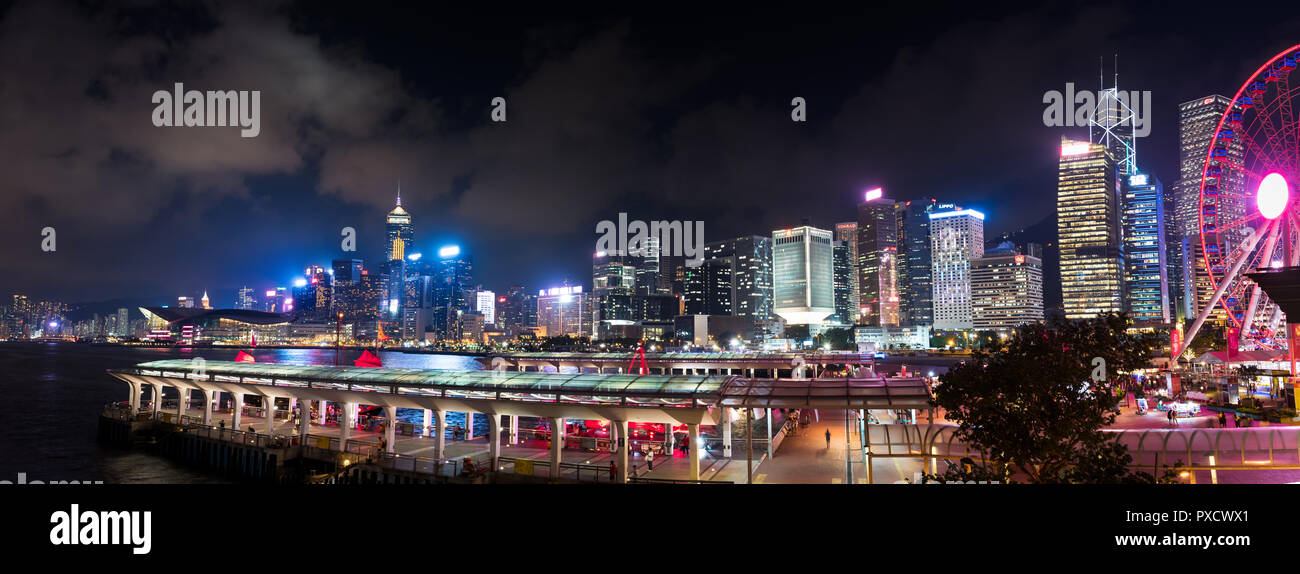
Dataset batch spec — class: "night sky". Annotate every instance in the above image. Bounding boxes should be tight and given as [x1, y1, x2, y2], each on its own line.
[7, 1, 1300, 306]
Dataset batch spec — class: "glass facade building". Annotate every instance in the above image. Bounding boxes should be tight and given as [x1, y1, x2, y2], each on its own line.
[929, 208, 984, 330]
[772, 226, 834, 325]
[1057, 138, 1125, 319]
[856, 195, 900, 326]
[1122, 172, 1170, 323]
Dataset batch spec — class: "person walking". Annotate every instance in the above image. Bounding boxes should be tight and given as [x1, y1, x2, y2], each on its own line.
[646, 449, 655, 471]
[608, 461, 617, 482]
[825, 429, 831, 448]
[1218, 412, 1227, 428]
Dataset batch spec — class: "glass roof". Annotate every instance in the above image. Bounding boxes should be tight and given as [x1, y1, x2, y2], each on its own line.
[483, 351, 873, 362]
[132, 359, 728, 397]
[126, 359, 929, 409]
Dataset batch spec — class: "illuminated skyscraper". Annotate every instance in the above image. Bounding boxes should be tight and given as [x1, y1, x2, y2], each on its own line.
[386, 186, 413, 262]
[896, 199, 941, 326]
[476, 290, 496, 325]
[929, 207, 984, 330]
[1173, 95, 1241, 322]
[593, 251, 636, 331]
[432, 245, 473, 339]
[856, 189, 900, 326]
[1122, 172, 1170, 323]
[772, 226, 834, 325]
[834, 222, 859, 322]
[236, 287, 257, 310]
[971, 243, 1043, 332]
[1057, 138, 1125, 319]
[703, 235, 773, 324]
[537, 285, 587, 337]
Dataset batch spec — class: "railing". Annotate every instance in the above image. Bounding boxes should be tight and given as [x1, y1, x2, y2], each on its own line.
[496, 456, 624, 482]
[629, 476, 733, 485]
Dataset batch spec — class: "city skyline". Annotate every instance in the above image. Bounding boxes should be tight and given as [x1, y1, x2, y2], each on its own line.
[9, 3, 1300, 303]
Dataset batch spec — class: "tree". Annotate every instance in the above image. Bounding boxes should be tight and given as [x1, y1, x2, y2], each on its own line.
[821, 327, 854, 350]
[930, 313, 1169, 483]
[785, 324, 810, 343]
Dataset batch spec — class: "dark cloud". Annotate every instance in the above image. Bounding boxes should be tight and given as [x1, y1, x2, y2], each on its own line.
[6, 1, 1300, 302]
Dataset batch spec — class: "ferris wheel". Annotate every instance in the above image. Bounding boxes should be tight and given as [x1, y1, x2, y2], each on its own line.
[1184, 44, 1300, 353]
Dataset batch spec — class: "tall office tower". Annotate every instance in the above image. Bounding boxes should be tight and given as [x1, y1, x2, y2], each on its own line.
[657, 254, 684, 295]
[432, 245, 473, 338]
[930, 207, 984, 330]
[856, 189, 900, 326]
[1122, 172, 1170, 324]
[1058, 138, 1125, 319]
[332, 259, 363, 286]
[200, 291, 211, 310]
[498, 285, 529, 331]
[475, 290, 496, 325]
[593, 251, 637, 329]
[703, 235, 773, 324]
[177, 296, 195, 308]
[293, 265, 333, 321]
[354, 270, 384, 336]
[633, 235, 661, 296]
[115, 308, 129, 337]
[971, 243, 1044, 332]
[683, 258, 733, 316]
[832, 238, 855, 324]
[1172, 95, 1239, 322]
[834, 222, 860, 321]
[1090, 84, 1138, 181]
[537, 285, 587, 337]
[235, 287, 256, 310]
[772, 226, 835, 325]
[385, 187, 414, 262]
[380, 258, 406, 321]
[895, 199, 941, 326]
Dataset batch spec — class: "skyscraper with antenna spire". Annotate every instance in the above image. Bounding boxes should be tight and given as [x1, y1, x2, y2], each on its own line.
[386, 181, 413, 262]
[1089, 54, 1138, 180]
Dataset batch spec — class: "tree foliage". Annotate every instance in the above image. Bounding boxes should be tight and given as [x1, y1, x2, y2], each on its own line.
[930, 314, 1170, 483]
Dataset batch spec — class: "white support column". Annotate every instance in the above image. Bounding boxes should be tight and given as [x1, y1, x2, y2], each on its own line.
[548, 416, 564, 480]
[665, 423, 675, 455]
[201, 389, 213, 426]
[264, 396, 277, 435]
[422, 409, 432, 438]
[231, 392, 244, 430]
[298, 397, 311, 438]
[688, 423, 701, 481]
[613, 419, 628, 483]
[465, 412, 475, 440]
[128, 382, 140, 413]
[488, 414, 502, 471]
[318, 400, 327, 425]
[175, 387, 186, 419]
[722, 407, 733, 458]
[150, 384, 162, 418]
[341, 401, 355, 451]
[766, 408, 773, 459]
[432, 410, 446, 471]
[383, 405, 396, 454]
[509, 415, 519, 445]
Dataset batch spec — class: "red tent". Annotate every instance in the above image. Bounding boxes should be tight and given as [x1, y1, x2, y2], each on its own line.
[235, 351, 256, 363]
[354, 349, 383, 367]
